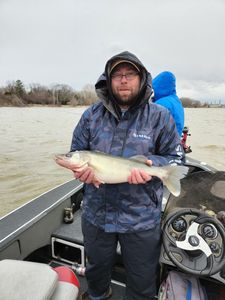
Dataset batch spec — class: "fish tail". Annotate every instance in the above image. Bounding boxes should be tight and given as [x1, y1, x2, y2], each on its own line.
[162, 165, 189, 197]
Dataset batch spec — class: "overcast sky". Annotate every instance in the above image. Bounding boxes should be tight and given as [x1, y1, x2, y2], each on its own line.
[0, 0, 225, 103]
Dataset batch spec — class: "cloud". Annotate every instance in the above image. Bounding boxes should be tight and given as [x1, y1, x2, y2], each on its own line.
[0, 0, 225, 101]
[178, 80, 225, 103]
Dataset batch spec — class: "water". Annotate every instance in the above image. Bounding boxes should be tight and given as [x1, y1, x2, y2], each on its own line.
[0, 106, 86, 217]
[184, 108, 225, 170]
[0, 107, 225, 217]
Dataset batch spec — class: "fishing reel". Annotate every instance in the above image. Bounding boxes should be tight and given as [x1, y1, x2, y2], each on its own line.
[181, 126, 192, 154]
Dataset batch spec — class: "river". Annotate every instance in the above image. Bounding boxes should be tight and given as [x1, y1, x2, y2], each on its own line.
[0, 107, 225, 217]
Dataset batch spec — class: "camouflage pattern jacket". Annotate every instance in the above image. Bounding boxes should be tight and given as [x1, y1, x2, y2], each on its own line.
[71, 51, 184, 233]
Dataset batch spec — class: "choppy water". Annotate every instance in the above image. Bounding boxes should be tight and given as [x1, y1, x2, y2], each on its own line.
[0, 107, 225, 217]
[184, 108, 225, 169]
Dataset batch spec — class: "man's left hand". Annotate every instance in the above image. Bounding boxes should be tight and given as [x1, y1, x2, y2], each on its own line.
[128, 160, 152, 184]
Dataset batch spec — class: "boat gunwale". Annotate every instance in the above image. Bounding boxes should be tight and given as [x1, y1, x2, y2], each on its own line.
[0, 179, 83, 246]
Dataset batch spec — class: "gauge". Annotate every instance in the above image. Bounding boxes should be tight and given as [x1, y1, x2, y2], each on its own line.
[202, 224, 217, 239]
[170, 232, 178, 240]
[172, 217, 187, 232]
[209, 242, 220, 254]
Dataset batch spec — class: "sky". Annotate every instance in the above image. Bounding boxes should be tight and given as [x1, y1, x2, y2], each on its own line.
[0, 0, 225, 103]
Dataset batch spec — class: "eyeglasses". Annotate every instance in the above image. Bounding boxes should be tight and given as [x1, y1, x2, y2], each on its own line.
[111, 71, 139, 81]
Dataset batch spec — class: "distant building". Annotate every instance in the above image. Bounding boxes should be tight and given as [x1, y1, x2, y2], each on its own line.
[208, 100, 225, 108]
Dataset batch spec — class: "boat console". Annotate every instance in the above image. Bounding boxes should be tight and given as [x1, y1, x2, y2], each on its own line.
[160, 171, 225, 285]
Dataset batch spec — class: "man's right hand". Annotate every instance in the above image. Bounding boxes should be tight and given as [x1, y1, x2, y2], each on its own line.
[73, 166, 101, 188]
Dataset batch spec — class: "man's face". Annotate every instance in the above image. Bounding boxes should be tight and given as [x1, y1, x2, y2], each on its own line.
[111, 64, 141, 108]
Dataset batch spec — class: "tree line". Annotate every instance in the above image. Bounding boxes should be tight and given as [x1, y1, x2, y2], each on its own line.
[0, 79, 205, 108]
[0, 80, 98, 107]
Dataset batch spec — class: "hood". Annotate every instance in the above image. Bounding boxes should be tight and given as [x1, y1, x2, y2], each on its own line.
[152, 71, 176, 101]
[95, 51, 153, 120]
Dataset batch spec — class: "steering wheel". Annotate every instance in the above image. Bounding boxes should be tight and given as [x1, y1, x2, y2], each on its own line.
[163, 208, 225, 276]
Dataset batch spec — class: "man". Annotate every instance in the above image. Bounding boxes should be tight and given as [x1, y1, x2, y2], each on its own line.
[70, 51, 184, 300]
[152, 71, 184, 136]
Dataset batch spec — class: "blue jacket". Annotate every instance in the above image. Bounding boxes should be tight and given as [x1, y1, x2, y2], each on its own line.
[152, 71, 184, 136]
[71, 52, 185, 233]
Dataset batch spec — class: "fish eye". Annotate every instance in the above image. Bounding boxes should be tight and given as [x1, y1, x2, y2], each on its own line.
[65, 153, 72, 158]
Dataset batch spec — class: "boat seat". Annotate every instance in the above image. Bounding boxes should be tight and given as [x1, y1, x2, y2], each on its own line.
[0, 259, 80, 300]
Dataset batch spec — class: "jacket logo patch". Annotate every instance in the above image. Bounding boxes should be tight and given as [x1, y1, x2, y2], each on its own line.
[133, 133, 151, 140]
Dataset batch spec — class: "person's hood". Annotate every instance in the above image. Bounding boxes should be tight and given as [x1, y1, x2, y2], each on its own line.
[152, 71, 176, 101]
[95, 51, 153, 120]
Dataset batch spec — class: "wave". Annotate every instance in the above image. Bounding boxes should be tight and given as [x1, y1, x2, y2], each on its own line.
[200, 145, 225, 152]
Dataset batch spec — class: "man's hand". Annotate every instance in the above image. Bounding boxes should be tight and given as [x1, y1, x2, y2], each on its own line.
[73, 167, 101, 188]
[55, 157, 101, 188]
[127, 160, 152, 184]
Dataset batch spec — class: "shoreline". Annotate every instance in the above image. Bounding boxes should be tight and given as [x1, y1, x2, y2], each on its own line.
[0, 104, 86, 108]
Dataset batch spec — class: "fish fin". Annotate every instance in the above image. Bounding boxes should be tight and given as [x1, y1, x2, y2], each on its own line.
[94, 175, 105, 184]
[162, 165, 189, 197]
[73, 164, 88, 172]
[129, 155, 148, 163]
[93, 178, 104, 188]
[93, 150, 106, 155]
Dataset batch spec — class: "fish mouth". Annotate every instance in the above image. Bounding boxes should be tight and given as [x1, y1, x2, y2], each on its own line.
[55, 154, 66, 161]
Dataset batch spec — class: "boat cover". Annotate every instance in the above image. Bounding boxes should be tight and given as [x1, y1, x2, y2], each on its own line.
[164, 171, 225, 220]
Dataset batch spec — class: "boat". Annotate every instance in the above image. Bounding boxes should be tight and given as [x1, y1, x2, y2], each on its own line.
[1, 143, 225, 299]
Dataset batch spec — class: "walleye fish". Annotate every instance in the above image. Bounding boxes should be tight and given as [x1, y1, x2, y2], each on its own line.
[55, 151, 189, 197]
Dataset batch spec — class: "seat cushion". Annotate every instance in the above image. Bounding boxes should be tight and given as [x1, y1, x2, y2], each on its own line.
[52, 266, 80, 300]
[51, 281, 79, 300]
[0, 259, 58, 300]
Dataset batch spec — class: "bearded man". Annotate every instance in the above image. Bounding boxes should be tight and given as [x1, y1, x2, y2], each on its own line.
[69, 51, 184, 300]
